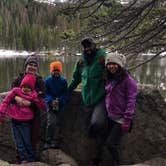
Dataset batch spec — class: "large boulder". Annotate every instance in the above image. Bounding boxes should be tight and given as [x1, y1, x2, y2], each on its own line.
[41, 149, 78, 166]
[120, 85, 166, 164]
[57, 86, 166, 165]
[0, 160, 49, 166]
[140, 157, 166, 166]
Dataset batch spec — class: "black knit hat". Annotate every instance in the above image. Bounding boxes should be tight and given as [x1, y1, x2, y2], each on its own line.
[81, 37, 96, 48]
[24, 54, 39, 68]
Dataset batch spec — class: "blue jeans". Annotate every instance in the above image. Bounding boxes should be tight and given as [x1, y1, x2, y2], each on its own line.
[84, 99, 108, 160]
[11, 119, 35, 162]
[84, 99, 108, 138]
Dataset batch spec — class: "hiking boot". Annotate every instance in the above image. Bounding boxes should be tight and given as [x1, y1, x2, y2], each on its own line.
[21, 160, 28, 164]
[15, 154, 20, 164]
[43, 143, 51, 150]
[88, 158, 101, 166]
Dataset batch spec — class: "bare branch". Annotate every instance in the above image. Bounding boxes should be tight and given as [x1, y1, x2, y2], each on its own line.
[128, 49, 166, 70]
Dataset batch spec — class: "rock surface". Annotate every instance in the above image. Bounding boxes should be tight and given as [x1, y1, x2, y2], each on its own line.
[119, 86, 166, 165]
[0, 86, 166, 166]
[41, 149, 78, 166]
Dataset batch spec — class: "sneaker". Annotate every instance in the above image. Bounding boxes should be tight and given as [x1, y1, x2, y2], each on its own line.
[43, 143, 51, 150]
[50, 142, 59, 149]
[15, 154, 20, 164]
[21, 160, 28, 164]
[89, 158, 101, 166]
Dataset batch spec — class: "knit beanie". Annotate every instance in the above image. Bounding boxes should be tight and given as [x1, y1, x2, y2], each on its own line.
[105, 52, 126, 68]
[81, 37, 96, 48]
[24, 55, 39, 68]
[50, 61, 62, 73]
[20, 74, 36, 90]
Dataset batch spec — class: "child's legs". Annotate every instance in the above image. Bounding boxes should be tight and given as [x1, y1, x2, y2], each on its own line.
[52, 117, 61, 145]
[11, 119, 28, 162]
[46, 111, 59, 143]
[11, 119, 35, 162]
[21, 121, 35, 162]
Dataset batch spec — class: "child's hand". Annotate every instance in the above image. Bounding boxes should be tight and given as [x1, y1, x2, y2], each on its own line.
[15, 96, 22, 103]
[121, 121, 130, 132]
[52, 100, 59, 107]
[21, 99, 31, 106]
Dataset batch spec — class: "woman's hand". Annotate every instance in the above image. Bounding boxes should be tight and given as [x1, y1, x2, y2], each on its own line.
[15, 96, 31, 107]
[121, 120, 131, 133]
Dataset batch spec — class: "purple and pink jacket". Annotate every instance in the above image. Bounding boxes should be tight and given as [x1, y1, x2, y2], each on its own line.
[105, 74, 137, 123]
[0, 87, 46, 121]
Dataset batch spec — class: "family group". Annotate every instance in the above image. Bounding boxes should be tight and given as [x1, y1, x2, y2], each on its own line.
[0, 37, 137, 166]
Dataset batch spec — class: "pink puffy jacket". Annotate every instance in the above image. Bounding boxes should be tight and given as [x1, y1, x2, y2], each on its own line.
[0, 87, 46, 121]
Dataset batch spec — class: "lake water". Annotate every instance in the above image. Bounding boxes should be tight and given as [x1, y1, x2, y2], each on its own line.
[0, 55, 77, 93]
[0, 55, 166, 96]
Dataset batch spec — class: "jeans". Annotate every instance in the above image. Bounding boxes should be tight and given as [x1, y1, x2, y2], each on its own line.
[100, 120, 124, 166]
[84, 99, 108, 138]
[11, 119, 35, 162]
[45, 111, 60, 145]
[84, 99, 108, 159]
[31, 111, 40, 153]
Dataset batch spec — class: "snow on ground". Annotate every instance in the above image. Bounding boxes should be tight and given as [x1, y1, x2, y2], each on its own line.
[0, 49, 34, 58]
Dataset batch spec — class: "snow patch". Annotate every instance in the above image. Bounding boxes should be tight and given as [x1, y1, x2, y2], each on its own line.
[0, 49, 33, 58]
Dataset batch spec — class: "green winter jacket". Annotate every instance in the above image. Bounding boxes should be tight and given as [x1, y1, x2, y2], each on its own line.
[68, 48, 107, 106]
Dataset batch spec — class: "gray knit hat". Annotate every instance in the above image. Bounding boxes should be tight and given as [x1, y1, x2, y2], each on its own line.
[81, 37, 96, 48]
[24, 55, 39, 68]
[105, 52, 126, 68]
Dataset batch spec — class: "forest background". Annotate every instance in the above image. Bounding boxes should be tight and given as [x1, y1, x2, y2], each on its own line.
[0, 0, 165, 68]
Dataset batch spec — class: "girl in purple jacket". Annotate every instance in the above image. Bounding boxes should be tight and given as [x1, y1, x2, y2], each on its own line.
[100, 53, 137, 166]
[0, 73, 46, 164]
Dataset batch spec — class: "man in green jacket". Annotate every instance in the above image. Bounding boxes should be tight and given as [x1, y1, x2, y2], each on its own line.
[68, 37, 107, 166]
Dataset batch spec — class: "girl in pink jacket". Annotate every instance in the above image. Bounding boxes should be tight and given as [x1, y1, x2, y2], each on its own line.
[0, 73, 46, 164]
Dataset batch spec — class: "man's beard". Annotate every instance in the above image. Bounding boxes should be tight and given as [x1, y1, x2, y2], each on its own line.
[84, 49, 96, 65]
